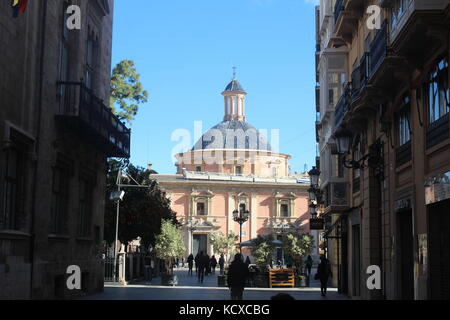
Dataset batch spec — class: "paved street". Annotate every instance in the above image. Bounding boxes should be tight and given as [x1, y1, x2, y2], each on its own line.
[83, 267, 348, 300]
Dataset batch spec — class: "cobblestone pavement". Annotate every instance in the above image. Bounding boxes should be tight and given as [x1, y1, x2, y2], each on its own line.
[84, 268, 348, 300]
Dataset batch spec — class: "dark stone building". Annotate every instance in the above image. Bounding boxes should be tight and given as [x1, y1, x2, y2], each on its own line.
[0, 0, 130, 299]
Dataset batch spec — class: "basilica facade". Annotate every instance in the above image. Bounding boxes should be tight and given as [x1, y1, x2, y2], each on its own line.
[151, 78, 314, 260]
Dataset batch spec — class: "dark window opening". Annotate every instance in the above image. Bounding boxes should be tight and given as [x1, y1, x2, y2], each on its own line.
[281, 204, 289, 217]
[197, 202, 205, 216]
[426, 57, 449, 148]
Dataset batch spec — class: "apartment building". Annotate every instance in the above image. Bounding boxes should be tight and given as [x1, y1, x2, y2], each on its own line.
[315, 0, 450, 300]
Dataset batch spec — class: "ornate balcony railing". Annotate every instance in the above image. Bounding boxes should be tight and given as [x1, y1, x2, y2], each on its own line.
[396, 141, 412, 167]
[351, 53, 370, 100]
[334, 0, 345, 24]
[427, 113, 450, 149]
[369, 21, 388, 79]
[56, 82, 131, 158]
[335, 83, 351, 127]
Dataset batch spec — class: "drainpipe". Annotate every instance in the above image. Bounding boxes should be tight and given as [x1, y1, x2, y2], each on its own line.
[29, 0, 48, 300]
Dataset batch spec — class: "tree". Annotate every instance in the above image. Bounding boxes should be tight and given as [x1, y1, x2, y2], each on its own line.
[155, 219, 186, 275]
[250, 235, 276, 271]
[110, 60, 148, 124]
[282, 233, 314, 271]
[104, 160, 178, 249]
[209, 232, 238, 263]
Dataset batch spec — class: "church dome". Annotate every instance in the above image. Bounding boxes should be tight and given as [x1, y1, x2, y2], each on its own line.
[224, 79, 245, 92]
[192, 120, 272, 151]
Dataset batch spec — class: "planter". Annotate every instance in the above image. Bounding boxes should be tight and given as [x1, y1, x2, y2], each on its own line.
[295, 275, 310, 287]
[254, 272, 269, 288]
[161, 274, 178, 286]
[218, 275, 228, 287]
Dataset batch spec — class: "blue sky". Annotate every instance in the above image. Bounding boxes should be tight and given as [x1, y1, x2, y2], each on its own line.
[112, 0, 318, 174]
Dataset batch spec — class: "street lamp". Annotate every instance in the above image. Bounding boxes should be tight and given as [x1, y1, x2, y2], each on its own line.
[233, 208, 250, 253]
[309, 203, 318, 217]
[109, 167, 152, 283]
[110, 169, 126, 284]
[334, 127, 384, 172]
[308, 187, 318, 202]
[334, 127, 352, 155]
[308, 166, 321, 187]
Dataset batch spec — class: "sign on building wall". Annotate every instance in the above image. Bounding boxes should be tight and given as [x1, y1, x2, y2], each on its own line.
[310, 218, 324, 230]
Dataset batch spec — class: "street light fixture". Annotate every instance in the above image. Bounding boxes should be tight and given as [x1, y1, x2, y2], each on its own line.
[233, 208, 250, 253]
[308, 187, 318, 202]
[110, 167, 152, 284]
[334, 127, 384, 173]
[334, 127, 352, 155]
[308, 166, 321, 187]
[309, 203, 318, 217]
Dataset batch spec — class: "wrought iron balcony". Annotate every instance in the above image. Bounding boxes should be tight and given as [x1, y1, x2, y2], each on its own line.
[335, 83, 351, 127]
[351, 53, 370, 101]
[396, 141, 412, 167]
[427, 113, 450, 149]
[369, 21, 388, 80]
[334, 0, 345, 24]
[316, 85, 320, 112]
[56, 82, 131, 158]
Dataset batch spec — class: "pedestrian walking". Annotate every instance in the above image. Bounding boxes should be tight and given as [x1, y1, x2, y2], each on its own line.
[187, 254, 194, 276]
[305, 255, 313, 276]
[210, 255, 218, 275]
[219, 254, 225, 275]
[194, 253, 200, 275]
[205, 254, 211, 276]
[198, 251, 209, 283]
[227, 253, 249, 300]
[144, 255, 152, 283]
[316, 256, 332, 297]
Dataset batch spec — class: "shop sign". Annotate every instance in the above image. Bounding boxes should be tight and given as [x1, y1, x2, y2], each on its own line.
[395, 198, 411, 212]
[310, 218, 325, 230]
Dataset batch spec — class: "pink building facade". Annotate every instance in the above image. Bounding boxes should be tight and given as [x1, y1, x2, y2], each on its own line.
[151, 77, 313, 260]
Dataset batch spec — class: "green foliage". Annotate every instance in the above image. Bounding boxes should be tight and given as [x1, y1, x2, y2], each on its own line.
[250, 235, 276, 271]
[104, 160, 178, 249]
[209, 232, 238, 259]
[110, 60, 148, 124]
[282, 233, 314, 260]
[155, 219, 186, 274]
[282, 233, 314, 270]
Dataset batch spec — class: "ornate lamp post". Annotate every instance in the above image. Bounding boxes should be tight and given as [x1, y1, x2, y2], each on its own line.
[233, 208, 250, 253]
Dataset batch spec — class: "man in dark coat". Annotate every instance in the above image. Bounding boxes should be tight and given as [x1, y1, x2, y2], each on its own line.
[198, 251, 209, 283]
[227, 253, 249, 300]
[187, 254, 194, 276]
[194, 253, 200, 276]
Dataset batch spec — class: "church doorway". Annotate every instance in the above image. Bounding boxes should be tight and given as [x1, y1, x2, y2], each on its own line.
[193, 234, 208, 256]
